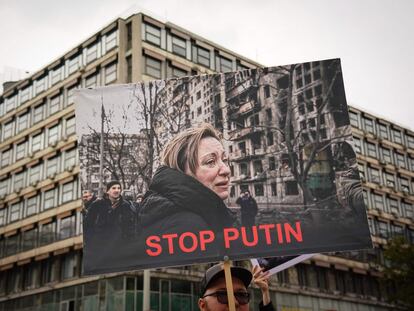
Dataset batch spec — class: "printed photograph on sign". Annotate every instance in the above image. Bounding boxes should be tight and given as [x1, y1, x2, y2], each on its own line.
[75, 58, 372, 275]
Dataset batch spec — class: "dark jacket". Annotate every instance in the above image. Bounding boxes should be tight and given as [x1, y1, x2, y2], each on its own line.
[139, 166, 235, 235]
[236, 196, 258, 215]
[84, 196, 136, 241]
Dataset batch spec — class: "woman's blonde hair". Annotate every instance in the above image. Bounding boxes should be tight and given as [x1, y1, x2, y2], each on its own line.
[161, 123, 222, 175]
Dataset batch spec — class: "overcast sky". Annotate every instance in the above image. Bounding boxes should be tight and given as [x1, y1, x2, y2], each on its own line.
[0, 0, 413, 129]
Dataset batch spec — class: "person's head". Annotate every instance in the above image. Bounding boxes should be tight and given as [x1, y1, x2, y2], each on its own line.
[198, 263, 252, 311]
[243, 190, 250, 198]
[161, 123, 231, 200]
[106, 181, 122, 202]
[82, 190, 94, 203]
[136, 194, 144, 203]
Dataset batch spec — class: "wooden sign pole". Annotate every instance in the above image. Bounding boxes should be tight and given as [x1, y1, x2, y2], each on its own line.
[223, 256, 236, 311]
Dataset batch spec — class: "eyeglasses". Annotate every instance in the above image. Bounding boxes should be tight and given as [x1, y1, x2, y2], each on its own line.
[202, 290, 250, 305]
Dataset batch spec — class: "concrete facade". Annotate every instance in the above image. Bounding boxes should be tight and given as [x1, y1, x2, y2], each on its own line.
[0, 12, 413, 311]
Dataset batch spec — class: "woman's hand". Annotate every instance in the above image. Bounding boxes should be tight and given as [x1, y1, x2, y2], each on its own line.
[252, 265, 271, 305]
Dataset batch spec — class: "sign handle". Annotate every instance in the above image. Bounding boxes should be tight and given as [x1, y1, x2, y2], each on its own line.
[223, 256, 236, 311]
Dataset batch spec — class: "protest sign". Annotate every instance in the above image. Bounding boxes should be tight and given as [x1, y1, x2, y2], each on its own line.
[75, 58, 372, 275]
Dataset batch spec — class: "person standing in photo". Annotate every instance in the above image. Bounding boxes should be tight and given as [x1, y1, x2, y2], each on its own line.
[236, 190, 258, 227]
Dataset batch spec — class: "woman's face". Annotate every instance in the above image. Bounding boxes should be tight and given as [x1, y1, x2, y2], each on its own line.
[186, 137, 231, 200]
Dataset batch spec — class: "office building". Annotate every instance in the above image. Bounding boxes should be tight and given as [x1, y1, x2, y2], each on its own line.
[0, 12, 413, 311]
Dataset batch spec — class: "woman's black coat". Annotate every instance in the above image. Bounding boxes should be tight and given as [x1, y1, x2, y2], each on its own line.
[139, 166, 235, 235]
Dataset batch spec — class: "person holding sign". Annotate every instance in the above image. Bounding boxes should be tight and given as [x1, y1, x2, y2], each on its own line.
[139, 124, 235, 238]
[198, 263, 274, 310]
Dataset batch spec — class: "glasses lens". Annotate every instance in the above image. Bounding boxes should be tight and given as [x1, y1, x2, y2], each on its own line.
[214, 291, 250, 305]
[215, 291, 228, 304]
[234, 292, 250, 305]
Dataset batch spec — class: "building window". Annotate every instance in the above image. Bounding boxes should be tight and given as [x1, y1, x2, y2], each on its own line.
[264, 85, 271, 98]
[15, 141, 27, 160]
[169, 66, 187, 78]
[1, 149, 12, 167]
[381, 147, 392, 164]
[64, 148, 77, 170]
[3, 120, 14, 140]
[144, 56, 162, 79]
[17, 113, 29, 132]
[373, 193, 385, 211]
[144, 23, 161, 46]
[35, 76, 47, 95]
[29, 164, 42, 185]
[395, 152, 406, 169]
[253, 160, 263, 175]
[9, 202, 22, 223]
[25, 195, 39, 217]
[65, 117, 76, 136]
[269, 156, 276, 170]
[254, 184, 264, 196]
[286, 180, 299, 195]
[267, 132, 274, 146]
[358, 163, 365, 180]
[104, 62, 117, 84]
[67, 54, 80, 75]
[40, 221, 56, 245]
[353, 137, 362, 154]
[368, 167, 380, 184]
[402, 201, 413, 219]
[388, 197, 399, 215]
[31, 133, 43, 153]
[62, 181, 76, 203]
[171, 35, 186, 57]
[271, 182, 277, 196]
[378, 123, 389, 140]
[363, 117, 374, 134]
[391, 128, 402, 144]
[5, 234, 19, 256]
[399, 177, 410, 193]
[61, 252, 77, 279]
[193, 45, 210, 67]
[366, 142, 377, 158]
[59, 215, 76, 240]
[48, 125, 60, 145]
[5, 95, 17, 113]
[51, 66, 63, 85]
[0, 179, 9, 197]
[0, 208, 6, 226]
[66, 84, 78, 106]
[14, 171, 26, 191]
[104, 29, 118, 52]
[46, 156, 59, 177]
[239, 163, 250, 176]
[49, 94, 61, 115]
[216, 55, 232, 73]
[20, 86, 31, 104]
[407, 134, 414, 149]
[43, 189, 57, 210]
[378, 221, 389, 238]
[33, 103, 45, 124]
[86, 42, 98, 64]
[85, 73, 99, 88]
[21, 228, 37, 252]
[384, 172, 395, 188]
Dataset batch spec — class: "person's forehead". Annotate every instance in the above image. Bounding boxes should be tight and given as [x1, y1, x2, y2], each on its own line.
[206, 276, 246, 292]
[198, 137, 225, 157]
